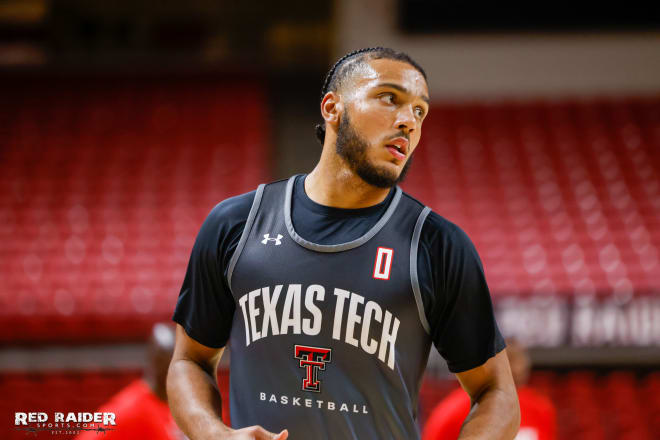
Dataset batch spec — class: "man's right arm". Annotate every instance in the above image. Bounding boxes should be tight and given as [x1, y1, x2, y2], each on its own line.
[167, 324, 288, 440]
[168, 192, 287, 439]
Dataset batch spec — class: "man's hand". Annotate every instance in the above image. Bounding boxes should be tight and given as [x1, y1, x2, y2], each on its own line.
[225, 427, 288, 439]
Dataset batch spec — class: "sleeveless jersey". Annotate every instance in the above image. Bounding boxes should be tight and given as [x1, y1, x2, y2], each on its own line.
[226, 176, 433, 439]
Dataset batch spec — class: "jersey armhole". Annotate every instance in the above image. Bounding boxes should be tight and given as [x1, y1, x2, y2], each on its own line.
[410, 206, 432, 335]
[226, 183, 265, 294]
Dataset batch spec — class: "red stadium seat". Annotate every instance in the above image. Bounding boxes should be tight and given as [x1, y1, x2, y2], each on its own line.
[0, 79, 270, 344]
[403, 98, 660, 297]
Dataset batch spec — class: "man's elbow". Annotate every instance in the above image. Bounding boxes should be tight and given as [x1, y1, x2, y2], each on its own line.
[507, 388, 521, 436]
[488, 385, 521, 437]
[166, 358, 183, 405]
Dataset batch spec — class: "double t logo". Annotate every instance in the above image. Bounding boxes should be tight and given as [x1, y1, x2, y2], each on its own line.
[294, 345, 332, 392]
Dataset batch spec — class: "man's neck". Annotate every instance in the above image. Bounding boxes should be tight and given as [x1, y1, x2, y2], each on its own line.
[304, 148, 392, 209]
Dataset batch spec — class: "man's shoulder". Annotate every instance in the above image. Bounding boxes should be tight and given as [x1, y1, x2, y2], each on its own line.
[206, 189, 258, 226]
[400, 190, 470, 246]
[201, 177, 296, 240]
[423, 210, 464, 238]
[425, 213, 476, 255]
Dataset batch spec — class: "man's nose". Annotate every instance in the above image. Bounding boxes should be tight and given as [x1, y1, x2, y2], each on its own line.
[394, 105, 417, 133]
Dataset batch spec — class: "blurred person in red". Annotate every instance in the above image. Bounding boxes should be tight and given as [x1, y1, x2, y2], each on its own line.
[423, 339, 555, 440]
[76, 323, 184, 440]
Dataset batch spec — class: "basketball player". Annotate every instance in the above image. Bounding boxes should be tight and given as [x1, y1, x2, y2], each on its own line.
[167, 47, 520, 439]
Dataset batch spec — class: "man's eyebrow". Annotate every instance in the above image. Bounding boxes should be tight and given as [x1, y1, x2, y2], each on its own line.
[375, 82, 430, 104]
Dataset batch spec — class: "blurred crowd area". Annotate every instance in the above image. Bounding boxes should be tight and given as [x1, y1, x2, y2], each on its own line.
[1, 1, 659, 439]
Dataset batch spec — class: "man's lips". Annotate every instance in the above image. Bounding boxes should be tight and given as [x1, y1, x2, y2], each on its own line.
[385, 137, 409, 161]
[387, 137, 408, 154]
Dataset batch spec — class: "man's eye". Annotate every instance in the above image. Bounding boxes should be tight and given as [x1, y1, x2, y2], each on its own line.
[380, 93, 395, 104]
[415, 107, 425, 118]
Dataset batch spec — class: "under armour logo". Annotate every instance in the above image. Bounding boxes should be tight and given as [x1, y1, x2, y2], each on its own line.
[261, 233, 283, 245]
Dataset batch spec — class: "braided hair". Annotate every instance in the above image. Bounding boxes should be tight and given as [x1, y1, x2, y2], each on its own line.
[314, 47, 427, 145]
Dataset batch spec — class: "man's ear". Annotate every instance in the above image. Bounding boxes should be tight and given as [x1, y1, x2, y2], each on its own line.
[321, 92, 343, 127]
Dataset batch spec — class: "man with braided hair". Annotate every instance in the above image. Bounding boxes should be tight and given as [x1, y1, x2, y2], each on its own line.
[168, 47, 520, 440]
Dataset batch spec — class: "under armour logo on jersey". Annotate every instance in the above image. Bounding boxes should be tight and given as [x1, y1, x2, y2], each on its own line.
[261, 233, 283, 245]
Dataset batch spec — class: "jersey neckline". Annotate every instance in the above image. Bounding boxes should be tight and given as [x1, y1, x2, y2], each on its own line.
[294, 174, 396, 218]
[283, 174, 403, 253]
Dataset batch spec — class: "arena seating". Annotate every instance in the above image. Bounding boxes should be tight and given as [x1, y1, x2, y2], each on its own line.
[404, 97, 660, 297]
[2, 95, 658, 343]
[0, 78, 270, 344]
[419, 370, 659, 440]
[530, 370, 659, 440]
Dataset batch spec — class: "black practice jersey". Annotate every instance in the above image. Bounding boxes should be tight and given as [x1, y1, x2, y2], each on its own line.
[173, 174, 504, 439]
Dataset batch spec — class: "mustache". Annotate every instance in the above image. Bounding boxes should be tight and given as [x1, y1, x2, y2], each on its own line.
[386, 131, 409, 142]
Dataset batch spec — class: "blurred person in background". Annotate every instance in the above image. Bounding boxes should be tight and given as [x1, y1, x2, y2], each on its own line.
[168, 47, 519, 440]
[76, 323, 183, 440]
[423, 339, 556, 440]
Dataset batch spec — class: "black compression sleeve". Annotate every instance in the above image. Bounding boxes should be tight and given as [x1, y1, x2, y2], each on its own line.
[417, 211, 505, 373]
[172, 191, 255, 348]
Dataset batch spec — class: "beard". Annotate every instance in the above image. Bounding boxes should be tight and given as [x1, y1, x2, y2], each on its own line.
[335, 112, 413, 189]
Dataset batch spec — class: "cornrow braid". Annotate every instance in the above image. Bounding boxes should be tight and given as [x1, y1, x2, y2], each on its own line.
[318, 47, 380, 102]
[314, 47, 427, 146]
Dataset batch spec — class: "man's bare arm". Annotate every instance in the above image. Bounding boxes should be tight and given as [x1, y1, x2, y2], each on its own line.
[167, 324, 288, 440]
[455, 350, 520, 440]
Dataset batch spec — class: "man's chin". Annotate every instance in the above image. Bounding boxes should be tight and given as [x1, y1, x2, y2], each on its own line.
[354, 164, 401, 189]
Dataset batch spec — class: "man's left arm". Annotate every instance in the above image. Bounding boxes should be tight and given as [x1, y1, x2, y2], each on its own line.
[454, 350, 520, 440]
[419, 215, 520, 439]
